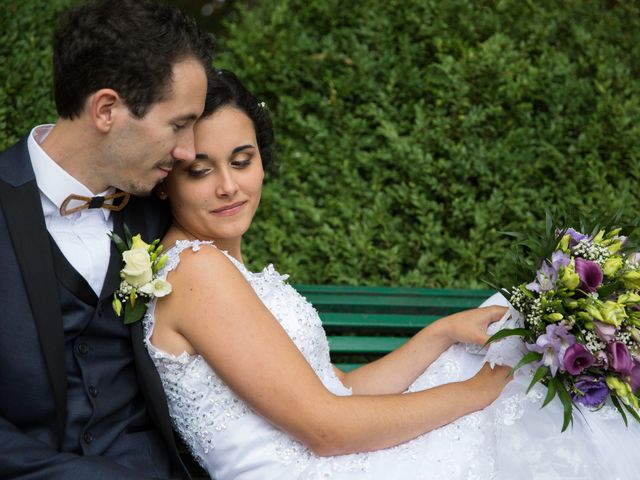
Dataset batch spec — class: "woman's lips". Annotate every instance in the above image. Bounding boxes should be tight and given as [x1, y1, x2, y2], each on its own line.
[212, 201, 246, 216]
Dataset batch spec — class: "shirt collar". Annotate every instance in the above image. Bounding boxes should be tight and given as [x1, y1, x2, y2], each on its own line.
[28, 124, 115, 221]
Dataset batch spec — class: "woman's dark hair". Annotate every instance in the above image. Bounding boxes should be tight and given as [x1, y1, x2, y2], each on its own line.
[203, 69, 275, 172]
[53, 0, 213, 119]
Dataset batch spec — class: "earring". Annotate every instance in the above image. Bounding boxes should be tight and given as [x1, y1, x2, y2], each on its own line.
[155, 182, 168, 200]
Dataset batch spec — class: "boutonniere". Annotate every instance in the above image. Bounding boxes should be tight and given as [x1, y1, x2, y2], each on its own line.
[110, 225, 172, 325]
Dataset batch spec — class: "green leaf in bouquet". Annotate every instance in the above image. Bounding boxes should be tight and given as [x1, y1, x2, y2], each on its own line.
[545, 209, 553, 238]
[518, 284, 536, 299]
[623, 402, 640, 424]
[484, 327, 530, 346]
[509, 351, 542, 375]
[554, 379, 574, 432]
[610, 395, 629, 427]
[597, 281, 620, 298]
[541, 377, 557, 408]
[526, 364, 549, 394]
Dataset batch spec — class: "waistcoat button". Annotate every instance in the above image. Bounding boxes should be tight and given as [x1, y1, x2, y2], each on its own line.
[88, 386, 99, 398]
[83, 431, 94, 443]
[77, 343, 89, 355]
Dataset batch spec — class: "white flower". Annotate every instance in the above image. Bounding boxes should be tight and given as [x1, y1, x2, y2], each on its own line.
[121, 249, 153, 287]
[130, 234, 150, 251]
[138, 278, 172, 297]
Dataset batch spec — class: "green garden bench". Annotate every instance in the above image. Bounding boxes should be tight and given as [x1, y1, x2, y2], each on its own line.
[296, 285, 495, 371]
[184, 285, 494, 479]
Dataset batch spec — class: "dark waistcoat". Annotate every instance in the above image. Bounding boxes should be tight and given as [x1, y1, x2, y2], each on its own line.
[50, 239, 174, 476]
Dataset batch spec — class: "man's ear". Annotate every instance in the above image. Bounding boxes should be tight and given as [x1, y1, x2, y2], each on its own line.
[90, 88, 123, 133]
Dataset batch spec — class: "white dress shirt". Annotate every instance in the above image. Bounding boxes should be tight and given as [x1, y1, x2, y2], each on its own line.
[28, 124, 114, 296]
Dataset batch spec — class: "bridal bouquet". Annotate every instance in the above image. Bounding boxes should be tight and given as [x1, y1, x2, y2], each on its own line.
[490, 219, 640, 430]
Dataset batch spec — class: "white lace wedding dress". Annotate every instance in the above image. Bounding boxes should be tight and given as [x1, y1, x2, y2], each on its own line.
[144, 241, 640, 479]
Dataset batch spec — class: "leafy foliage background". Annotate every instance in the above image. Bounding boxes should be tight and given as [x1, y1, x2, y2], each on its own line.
[2, 0, 640, 288]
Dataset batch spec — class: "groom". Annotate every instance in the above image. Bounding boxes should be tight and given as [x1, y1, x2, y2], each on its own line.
[0, 0, 212, 478]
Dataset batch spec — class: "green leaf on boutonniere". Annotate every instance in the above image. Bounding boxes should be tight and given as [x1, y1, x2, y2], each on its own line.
[110, 232, 128, 255]
[123, 223, 133, 244]
[124, 300, 147, 325]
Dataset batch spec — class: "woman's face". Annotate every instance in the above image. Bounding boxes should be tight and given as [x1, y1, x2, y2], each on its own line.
[164, 106, 264, 252]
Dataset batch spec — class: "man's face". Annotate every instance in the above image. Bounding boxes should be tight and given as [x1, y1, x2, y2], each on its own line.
[107, 58, 208, 195]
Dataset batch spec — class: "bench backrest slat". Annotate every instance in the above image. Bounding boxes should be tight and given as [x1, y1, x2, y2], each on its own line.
[294, 285, 494, 370]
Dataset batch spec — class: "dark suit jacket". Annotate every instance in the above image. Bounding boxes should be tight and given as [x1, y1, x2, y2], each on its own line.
[0, 137, 188, 479]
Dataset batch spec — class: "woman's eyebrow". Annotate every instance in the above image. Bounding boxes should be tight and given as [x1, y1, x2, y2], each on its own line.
[194, 145, 254, 160]
[232, 144, 255, 154]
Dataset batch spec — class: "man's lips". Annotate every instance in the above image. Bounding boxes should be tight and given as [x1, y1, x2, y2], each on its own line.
[212, 201, 247, 215]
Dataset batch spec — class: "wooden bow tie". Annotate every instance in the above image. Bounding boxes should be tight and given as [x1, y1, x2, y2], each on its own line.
[59, 191, 131, 216]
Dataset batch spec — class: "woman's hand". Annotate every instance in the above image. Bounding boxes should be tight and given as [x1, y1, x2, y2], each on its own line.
[466, 363, 513, 406]
[439, 306, 508, 347]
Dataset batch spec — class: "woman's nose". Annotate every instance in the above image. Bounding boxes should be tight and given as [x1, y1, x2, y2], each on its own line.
[216, 169, 239, 197]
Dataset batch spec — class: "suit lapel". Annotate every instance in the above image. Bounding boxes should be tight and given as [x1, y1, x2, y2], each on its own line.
[114, 199, 184, 471]
[99, 212, 125, 302]
[0, 177, 67, 446]
[130, 321, 182, 456]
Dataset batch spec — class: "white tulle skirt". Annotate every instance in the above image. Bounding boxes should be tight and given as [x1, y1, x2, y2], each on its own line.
[297, 293, 640, 479]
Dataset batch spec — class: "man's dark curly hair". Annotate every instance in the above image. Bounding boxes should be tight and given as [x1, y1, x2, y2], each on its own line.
[203, 70, 275, 172]
[53, 0, 214, 119]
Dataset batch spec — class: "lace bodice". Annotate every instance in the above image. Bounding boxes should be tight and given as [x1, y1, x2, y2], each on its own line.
[144, 241, 640, 480]
[143, 240, 351, 477]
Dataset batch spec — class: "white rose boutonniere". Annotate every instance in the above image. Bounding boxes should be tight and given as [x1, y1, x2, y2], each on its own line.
[110, 226, 171, 325]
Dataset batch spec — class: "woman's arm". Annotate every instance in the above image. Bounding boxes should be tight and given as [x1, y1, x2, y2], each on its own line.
[152, 246, 510, 457]
[334, 306, 507, 395]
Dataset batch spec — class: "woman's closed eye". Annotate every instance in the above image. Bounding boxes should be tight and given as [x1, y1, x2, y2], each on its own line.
[188, 167, 212, 178]
[231, 157, 252, 169]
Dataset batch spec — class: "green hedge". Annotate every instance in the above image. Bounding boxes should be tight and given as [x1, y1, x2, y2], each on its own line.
[0, 1, 75, 145]
[2, 0, 640, 288]
[216, 0, 640, 287]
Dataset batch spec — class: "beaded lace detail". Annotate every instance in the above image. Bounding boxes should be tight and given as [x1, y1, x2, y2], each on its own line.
[144, 241, 250, 465]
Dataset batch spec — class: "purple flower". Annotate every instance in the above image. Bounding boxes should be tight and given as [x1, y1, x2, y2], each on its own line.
[526, 251, 569, 293]
[574, 258, 603, 294]
[594, 350, 609, 368]
[551, 250, 571, 270]
[565, 228, 590, 248]
[572, 375, 609, 407]
[526, 263, 557, 293]
[630, 363, 640, 393]
[593, 321, 617, 342]
[527, 324, 576, 376]
[607, 341, 634, 376]
[563, 343, 595, 375]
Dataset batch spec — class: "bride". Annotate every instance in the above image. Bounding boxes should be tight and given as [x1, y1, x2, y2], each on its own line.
[145, 70, 640, 479]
